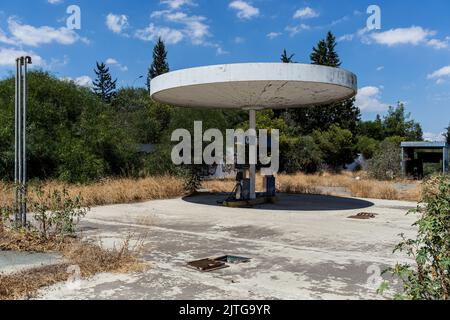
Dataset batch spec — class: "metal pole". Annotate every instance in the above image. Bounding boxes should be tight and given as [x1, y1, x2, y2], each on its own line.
[13, 56, 31, 227]
[14, 59, 19, 224]
[17, 57, 23, 227]
[249, 109, 257, 200]
[22, 57, 28, 225]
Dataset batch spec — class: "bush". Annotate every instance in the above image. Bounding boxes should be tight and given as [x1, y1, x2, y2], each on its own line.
[282, 136, 322, 174]
[356, 135, 380, 160]
[32, 187, 88, 239]
[380, 175, 450, 300]
[367, 138, 402, 180]
[0, 185, 88, 241]
[313, 125, 356, 171]
[0, 71, 137, 183]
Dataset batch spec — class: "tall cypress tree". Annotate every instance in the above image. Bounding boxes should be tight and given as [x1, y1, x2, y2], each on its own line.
[93, 62, 117, 103]
[147, 37, 170, 92]
[288, 31, 360, 136]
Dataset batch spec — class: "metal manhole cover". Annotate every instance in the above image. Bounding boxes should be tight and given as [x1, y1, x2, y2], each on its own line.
[348, 212, 377, 220]
[214, 255, 251, 264]
[187, 259, 229, 272]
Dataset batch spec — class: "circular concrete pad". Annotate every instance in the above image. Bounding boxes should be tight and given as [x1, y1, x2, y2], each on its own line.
[150, 63, 357, 109]
[183, 193, 374, 211]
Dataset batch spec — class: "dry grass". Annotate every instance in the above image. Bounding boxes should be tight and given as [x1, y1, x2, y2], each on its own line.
[0, 176, 185, 208]
[204, 171, 421, 202]
[0, 264, 71, 300]
[0, 172, 420, 210]
[0, 228, 70, 252]
[0, 229, 144, 300]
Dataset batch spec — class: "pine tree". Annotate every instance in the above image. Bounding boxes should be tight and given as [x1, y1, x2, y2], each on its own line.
[281, 49, 295, 63]
[93, 62, 117, 103]
[325, 31, 341, 67]
[289, 31, 360, 136]
[310, 39, 328, 66]
[147, 37, 169, 92]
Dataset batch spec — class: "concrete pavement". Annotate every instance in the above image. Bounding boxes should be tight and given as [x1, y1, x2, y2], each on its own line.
[37, 193, 418, 300]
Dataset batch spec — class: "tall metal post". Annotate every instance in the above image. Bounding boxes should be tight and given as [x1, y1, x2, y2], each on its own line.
[249, 109, 257, 200]
[22, 57, 29, 225]
[17, 58, 23, 226]
[14, 56, 31, 227]
[14, 59, 19, 224]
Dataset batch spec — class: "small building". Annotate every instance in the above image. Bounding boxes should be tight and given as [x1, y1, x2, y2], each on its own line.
[401, 141, 449, 178]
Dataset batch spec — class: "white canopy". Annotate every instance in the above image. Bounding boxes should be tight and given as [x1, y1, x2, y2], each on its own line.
[150, 63, 357, 109]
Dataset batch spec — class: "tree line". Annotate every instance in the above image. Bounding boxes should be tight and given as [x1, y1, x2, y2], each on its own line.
[1, 32, 445, 184]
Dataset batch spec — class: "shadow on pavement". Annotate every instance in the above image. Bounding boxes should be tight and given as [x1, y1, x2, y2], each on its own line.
[182, 193, 374, 211]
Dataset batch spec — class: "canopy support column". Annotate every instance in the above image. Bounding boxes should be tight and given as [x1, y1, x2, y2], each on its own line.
[249, 109, 257, 200]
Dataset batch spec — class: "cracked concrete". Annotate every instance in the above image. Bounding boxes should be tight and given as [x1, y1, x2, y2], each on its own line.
[36, 193, 417, 300]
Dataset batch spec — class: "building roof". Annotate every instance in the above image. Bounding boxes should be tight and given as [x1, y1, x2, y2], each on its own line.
[401, 141, 449, 148]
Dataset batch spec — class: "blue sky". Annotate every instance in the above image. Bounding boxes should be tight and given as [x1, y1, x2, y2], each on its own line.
[0, 0, 449, 140]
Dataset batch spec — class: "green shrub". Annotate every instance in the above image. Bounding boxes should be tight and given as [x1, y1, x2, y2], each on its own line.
[367, 138, 402, 180]
[0, 72, 137, 183]
[313, 125, 356, 171]
[32, 187, 88, 239]
[380, 175, 450, 300]
[356, 135, 380, 160]
[282, 136, 322, 174]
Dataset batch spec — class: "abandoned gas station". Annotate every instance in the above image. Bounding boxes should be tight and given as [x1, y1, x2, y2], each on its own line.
[401, 141, 449, 178]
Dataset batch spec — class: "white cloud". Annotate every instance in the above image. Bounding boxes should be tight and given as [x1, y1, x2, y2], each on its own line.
[338, 27, 369, 42]
[139, 1, 224, 54]
[293, 7, 319, 19]
[0, 47, 44, 66]
[337, 34, 354, 42]
[106, 58, 128, 72]
[47, 0, 63, 4]
[423, 132, 446, 142]
[106, 14, 129, 34]
[343, 26, 449, 51]
[213, 44, 229, 55]
[135, 23, 184, 44]
[427, 38, 449, 49]
[370, 26, 434, 46]
[4, 17, 86, 47]
[0, 27, 15, 45]
[376, 66, 384, 71]
[62, 76, 93, 88]
[144, 10, 210, 45]
[74, 76, 92, 87]
[285, 24, 310, 37]
[428, 65, 450, 79]
[267, 32, 281, 40]
[229, 1, 260, 20]
[161, 0, 196, 9]
[164, 12, 210, 44]
[427, 65, 450, 84]
[355, 86, 390, 112]
[234, 36, 245, 44]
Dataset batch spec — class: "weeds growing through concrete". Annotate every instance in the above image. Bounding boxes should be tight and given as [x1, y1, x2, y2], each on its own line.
[0, 185, 144, 300]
